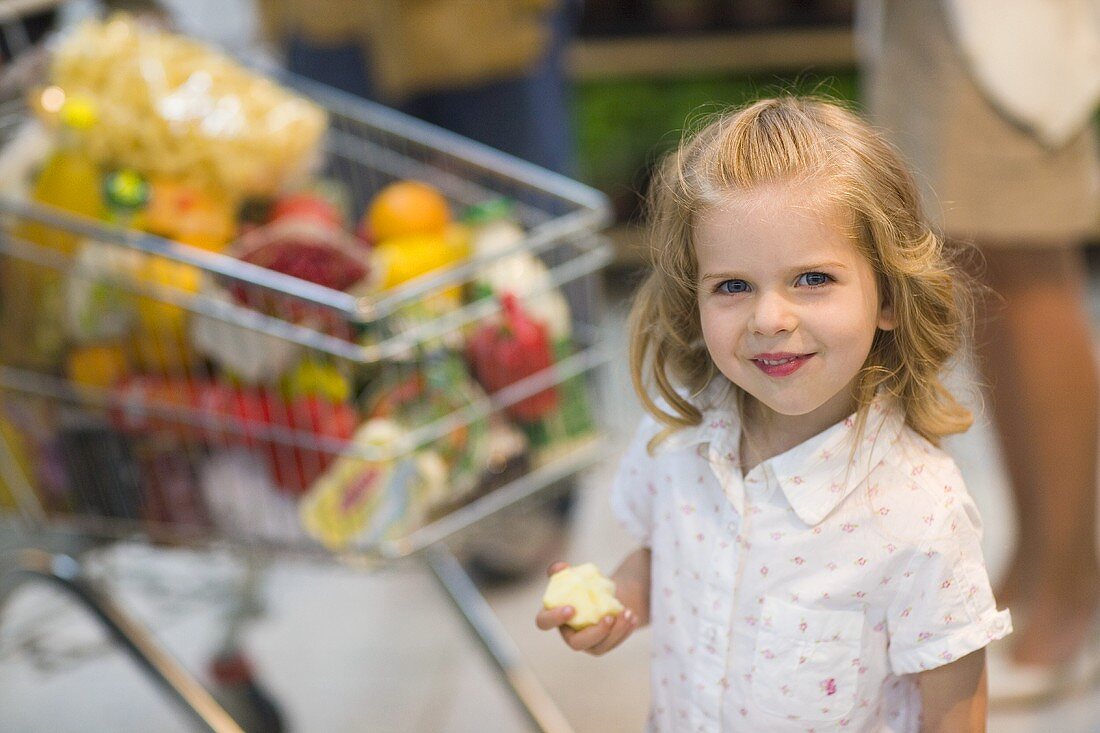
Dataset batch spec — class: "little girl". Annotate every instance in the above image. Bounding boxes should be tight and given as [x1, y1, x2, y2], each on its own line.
[537, 97, 1011, 731]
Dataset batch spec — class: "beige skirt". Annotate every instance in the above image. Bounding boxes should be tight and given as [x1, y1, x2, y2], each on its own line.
[863, 0, 1100, 246]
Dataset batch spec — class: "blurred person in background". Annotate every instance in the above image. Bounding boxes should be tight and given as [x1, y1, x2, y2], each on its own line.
[257, 0, 581, 583]
[257, 0, 575, 176]
[860, 0, 1100, 704]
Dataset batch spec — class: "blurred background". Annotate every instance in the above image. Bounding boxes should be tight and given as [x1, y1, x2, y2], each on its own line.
[0, 1, 1098, 732]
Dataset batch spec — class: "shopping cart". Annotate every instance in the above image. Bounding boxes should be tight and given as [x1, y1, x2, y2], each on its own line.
[0, 49, 613, 733]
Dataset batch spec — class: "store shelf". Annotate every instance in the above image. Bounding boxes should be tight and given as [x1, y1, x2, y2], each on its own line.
[568, 26, 855, 80]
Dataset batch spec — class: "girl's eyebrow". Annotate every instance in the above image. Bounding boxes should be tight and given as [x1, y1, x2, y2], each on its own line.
[699, 261, 851, 282]
[790, 260, 850, 273]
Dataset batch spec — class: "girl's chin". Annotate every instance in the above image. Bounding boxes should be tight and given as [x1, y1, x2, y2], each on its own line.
[742, 388, 842, 420]
[740, 391, 819, 418]
[754, 400, 821, 418]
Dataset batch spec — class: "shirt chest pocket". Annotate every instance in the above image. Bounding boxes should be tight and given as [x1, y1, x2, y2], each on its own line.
[751, 596, 864, 722]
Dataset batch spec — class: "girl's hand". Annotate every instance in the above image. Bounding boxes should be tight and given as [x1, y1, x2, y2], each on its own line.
[535, 561, 640, 656]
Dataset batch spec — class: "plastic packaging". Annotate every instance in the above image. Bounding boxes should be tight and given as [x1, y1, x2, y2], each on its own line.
[43, 13, 328, 199]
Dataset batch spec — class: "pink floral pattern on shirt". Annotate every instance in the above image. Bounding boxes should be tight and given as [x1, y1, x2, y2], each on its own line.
[610, 383, 1011, 732]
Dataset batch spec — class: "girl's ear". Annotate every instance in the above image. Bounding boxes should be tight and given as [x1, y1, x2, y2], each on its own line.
[877, 298, 896, 331]
[875, 277, 896, 331]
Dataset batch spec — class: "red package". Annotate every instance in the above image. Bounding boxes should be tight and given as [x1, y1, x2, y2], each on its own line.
[111, 377, 357, 495]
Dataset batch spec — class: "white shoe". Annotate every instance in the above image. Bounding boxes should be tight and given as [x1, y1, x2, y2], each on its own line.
[988, 611, 1100, 709]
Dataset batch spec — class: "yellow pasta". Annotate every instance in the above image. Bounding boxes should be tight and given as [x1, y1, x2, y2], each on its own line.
[43, 14, 328, 198]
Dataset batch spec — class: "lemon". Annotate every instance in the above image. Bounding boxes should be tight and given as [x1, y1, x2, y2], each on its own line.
[374, 223, 470, 289]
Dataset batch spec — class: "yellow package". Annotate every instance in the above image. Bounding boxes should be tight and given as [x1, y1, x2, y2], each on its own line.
[299, 419, 447, 550]
[45, 13, 328, 198]
[0, 411, 36, 510]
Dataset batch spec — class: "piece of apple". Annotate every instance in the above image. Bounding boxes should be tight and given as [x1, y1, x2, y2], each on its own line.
[269, 192, 346, 231]
[542, 563, 624, 630]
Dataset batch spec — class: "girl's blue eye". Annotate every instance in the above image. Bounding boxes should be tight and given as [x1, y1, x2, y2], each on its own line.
[718, 279, 750, 294]
[797, 272, 831, 288]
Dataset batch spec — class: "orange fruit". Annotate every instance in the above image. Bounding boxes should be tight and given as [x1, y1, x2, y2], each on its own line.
[137, 177, 238, 253]
[366, 180, 451, 242]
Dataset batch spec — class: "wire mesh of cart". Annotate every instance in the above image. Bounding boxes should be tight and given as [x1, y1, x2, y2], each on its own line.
[0, 15, 611, 733]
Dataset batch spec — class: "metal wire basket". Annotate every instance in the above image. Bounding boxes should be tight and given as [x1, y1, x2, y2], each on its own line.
[0, 72, 611, 733]
[0, 72, 612, 562]
[0, 12, 611, 730]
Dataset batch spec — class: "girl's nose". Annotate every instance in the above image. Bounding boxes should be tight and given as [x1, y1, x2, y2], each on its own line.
[750, 290, 798, 335]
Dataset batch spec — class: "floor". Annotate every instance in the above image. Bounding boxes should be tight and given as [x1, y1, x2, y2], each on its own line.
[2, 275, 1100, 732]
[2, 4, 1100, 730]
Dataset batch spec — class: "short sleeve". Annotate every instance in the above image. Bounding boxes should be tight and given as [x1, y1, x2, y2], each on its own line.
[886, 491, 1012, 675]
[609, 414, 662, 547]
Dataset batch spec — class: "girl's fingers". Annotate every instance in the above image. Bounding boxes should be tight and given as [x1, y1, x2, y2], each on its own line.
[540, 605, 637, 654]
[560, 613, 617, 651]
[588, 610, 638, 656]
[536, 605, 575, 631]
[546, 561, 570, 577]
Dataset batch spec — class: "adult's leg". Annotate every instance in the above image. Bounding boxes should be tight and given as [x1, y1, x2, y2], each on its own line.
[974, 245, 1100, 665]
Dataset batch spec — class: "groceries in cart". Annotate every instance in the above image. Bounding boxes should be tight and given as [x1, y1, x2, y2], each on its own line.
[0, 13, 599, 553]
[41, 14, 328, 199]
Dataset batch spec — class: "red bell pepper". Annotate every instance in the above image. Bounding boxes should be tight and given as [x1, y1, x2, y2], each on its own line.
[466, 292, 558, 422]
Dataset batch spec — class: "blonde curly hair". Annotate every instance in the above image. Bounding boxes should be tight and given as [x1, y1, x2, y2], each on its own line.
[629, 96, 974, 449]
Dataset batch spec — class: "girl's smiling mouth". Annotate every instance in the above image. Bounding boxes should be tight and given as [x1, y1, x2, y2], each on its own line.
[751, 352, 815, 377]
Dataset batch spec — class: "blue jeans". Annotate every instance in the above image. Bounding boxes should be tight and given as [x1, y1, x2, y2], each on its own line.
[285, 6, 576, 176]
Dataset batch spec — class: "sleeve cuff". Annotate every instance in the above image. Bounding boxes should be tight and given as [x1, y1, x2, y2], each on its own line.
[889, 608, 1013, 675]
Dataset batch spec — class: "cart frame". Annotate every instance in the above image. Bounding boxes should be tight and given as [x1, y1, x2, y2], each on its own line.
[0, 63, 612, 732]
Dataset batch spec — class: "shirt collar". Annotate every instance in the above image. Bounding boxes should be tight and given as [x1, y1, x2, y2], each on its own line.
[659, 380, 905, 526]
[767, 394, 904, 526]
[657, 378, 740, 458]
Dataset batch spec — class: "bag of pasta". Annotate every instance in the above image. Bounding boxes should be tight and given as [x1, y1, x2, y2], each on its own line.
[39, 13, 327, 200]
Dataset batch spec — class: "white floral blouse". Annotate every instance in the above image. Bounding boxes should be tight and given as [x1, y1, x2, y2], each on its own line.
[611, 382, 1011, 732]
